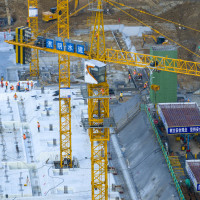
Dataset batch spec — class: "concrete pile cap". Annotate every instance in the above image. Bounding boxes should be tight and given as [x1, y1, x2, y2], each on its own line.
[158, 103, 200, 127]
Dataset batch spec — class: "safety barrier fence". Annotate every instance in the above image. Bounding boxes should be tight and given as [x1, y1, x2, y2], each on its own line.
[143, 104, 185, 200]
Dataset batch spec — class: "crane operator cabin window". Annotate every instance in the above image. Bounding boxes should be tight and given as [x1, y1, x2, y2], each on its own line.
[89, 66, 106, 83]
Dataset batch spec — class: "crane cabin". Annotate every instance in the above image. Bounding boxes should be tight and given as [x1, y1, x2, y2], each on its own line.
[84, 60, 106, 84]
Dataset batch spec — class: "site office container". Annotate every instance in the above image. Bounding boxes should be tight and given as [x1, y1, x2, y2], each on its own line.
[186, 160, 200, 192]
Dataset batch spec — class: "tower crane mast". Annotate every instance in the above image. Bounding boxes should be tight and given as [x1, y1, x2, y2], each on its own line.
[88, 1, 109, 199]
[57, 0, 72, 168]
[28, 0, 39, 77]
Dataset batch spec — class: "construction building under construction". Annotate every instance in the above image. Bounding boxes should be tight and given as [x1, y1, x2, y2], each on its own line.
[1, 0, 200, 200]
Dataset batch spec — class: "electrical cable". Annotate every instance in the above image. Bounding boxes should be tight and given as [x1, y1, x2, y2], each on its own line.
[108, 0, 200, 34]
[106, 0, 200, 59]
[44, 166, 64, 196]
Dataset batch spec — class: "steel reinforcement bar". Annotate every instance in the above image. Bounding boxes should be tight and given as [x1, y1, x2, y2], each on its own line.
[143, 104, 185, 200]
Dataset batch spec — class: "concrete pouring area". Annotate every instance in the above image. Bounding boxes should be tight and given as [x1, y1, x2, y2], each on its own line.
[0, 84, 121, 199]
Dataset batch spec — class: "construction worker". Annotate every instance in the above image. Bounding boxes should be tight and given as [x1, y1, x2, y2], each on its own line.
[133, 70, 137, 76]
[10, 85, 14, 91]
[96, 32, 98, 39]
[144, 82, 147, 89]
[128, 74, 131, 83]
[37, 122, 40, 132]
[14, 93, 18, 100]
[17, 82, 20, 91]
[23, 133, 26, 140]
[5, 81, 8, 90]
[27, 18, 29, 26]
[101, 88, 105, 95]
[31, 81, 33, 89]
[27, 80, 29, 89]
[140, 73, 143, 80]
[119, 91, 123, 102]
[1, 80, 3, 88]
[25, 87, 29, 92]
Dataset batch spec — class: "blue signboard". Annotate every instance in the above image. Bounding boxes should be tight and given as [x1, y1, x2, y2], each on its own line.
[56, 41, 64, 51]
[66, 43, 75, 53]
[168, 126, 200, 134]
[77, 44, 84, 55]
[46, 39, 54, 49]
[197, 184, 200, 191]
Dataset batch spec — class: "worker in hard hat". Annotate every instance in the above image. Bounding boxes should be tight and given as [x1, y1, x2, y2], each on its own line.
[37, 121, 40, 132]
[10, 85, 14, 91]
[128, 73, 131, 83]
[25, 88, 29, 92]
[17, 81, 20, 91]
[5, 81, 8, 90]
[27, 18, 29, 26]
[1, 80, 3, 88]
[119, 91, 123, 102]
[14, 93, 18, 100]
[30, 81, 33, 90]
[23, 133, 26, 140]
[133, 70, 137, 76]
[27, 80, 29, 89]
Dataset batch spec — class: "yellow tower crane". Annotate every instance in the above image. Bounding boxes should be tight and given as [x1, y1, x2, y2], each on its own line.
[28, 0, 39, 77]
[57, 0, 72, 168]
[6, 1, 200, 199]
[87, 1, 109, 199]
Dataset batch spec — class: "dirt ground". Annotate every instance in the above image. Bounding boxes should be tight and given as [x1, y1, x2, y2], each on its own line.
[1, 0, 200, 91]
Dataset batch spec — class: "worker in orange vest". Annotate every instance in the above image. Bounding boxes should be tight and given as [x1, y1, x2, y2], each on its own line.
[133, 70, 137, 76]
[144, 83, 147, 89]
[128, 74, 131, 83]
[5, 81, 8, 90]
[30, 81, 33, 89]
[27, 18, 29, 26]
[101, 88, 105, 95]
[14, 93, 18, 100]
[27, 80, 29, 89]
[37, 121, 40, 132]
[23, 133, 26, 140]
[17, 82, 20, 91]
[10, 85, 14, 91]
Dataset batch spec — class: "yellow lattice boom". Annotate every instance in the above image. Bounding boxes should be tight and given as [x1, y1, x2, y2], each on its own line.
[28, 0, 39, 77]
[57, 0, 72, 168]
[6, 40, 200, 77]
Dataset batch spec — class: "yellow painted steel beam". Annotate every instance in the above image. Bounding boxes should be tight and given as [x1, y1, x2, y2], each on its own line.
[89, 1, 105, 60]
[88, 82, 109, 200]
[28, 0, 39, 77]
[88, 1, 109, 198]
[57, 0, 72, 168]
[7, 40, 200, 77]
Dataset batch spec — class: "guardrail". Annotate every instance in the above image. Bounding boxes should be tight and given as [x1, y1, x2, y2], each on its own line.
[114, 102, 140, 133]
[143, 104, 185, 200]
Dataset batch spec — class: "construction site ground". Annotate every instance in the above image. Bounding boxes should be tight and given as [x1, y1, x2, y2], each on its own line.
[1, 0, 200, 199]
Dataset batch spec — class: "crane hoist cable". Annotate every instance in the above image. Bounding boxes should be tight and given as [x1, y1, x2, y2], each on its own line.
[106, 0, 200, 59]
[108, 0, 200, 34]
[36, 0, 95, 38]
